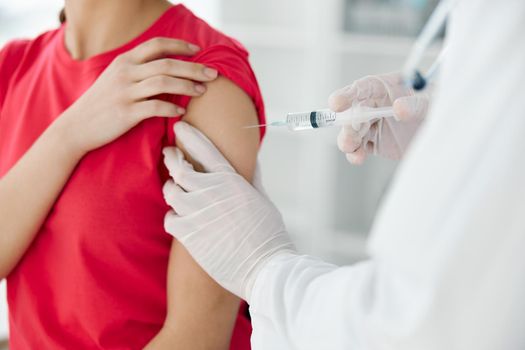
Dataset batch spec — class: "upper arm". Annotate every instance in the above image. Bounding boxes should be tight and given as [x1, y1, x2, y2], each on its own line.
[179, 76, 260, 181]
[161, 77, 260, 348]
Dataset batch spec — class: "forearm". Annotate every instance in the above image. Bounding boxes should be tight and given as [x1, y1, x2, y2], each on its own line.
[0, 115, 83, 278]
[145, 240, 240, 350]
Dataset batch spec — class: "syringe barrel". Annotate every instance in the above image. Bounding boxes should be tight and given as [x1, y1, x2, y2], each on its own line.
[284, 107, 394, 131]
[335, 106, 395, 127]
[285, 109, 337, 131]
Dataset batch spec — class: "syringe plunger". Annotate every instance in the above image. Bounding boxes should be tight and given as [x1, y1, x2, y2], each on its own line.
[285, 106, 395, 131]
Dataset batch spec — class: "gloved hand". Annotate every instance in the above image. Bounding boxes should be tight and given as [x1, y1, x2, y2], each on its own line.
[163, 122, 296, 301]
[329, 72, 430, 164]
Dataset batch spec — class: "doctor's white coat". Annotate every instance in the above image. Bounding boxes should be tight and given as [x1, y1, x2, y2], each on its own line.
[250, 0, 525, 349]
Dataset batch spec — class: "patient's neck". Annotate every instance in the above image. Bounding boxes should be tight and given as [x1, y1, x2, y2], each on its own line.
[64, 0, 172, 60]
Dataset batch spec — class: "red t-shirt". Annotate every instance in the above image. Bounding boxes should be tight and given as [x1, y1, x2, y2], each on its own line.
[0, 5, 265, 349]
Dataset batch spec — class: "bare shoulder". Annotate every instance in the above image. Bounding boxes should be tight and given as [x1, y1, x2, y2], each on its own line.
[180, 77, 260, 180]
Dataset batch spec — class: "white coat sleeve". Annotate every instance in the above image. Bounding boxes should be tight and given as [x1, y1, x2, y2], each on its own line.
[250, 1, 525, 349]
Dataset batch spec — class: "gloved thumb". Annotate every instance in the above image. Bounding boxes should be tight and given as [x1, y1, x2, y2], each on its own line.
[174, 121, 235, 174]
[393, 95, 429, 122]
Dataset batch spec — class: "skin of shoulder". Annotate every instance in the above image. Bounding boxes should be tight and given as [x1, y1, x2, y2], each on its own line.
[179, 76, 260, 180]
[154, 77, 260, 349]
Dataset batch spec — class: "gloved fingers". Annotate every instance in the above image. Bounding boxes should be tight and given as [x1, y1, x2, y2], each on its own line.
[164, 209, 205, 241]
[345, 146, 367, 165]
[166, 173, 246, 210]
[337, 126, 361, 153]
[164, 199, 243, 241]
[367, 122, 379, 144]
[328, 79, 381, 112]
[163, 146, 220, 192]
[174, 121, 235, 174]
[164, 209, 212, 246]
[393, 95, 429, 122]
[344, 118, 376, 165]
[164, 209, 187, 241]
[363, 122, 382, 155]
[354, 75, 391, 101]
[328, 84, 358, 112]
[163, 147, 197, 190]
[365, 72, 418, 103]
[163, 179, 182, 206]
[329, 73, 405, 112]
[162, 179, 197, 216]
[337, 122, 371, 154]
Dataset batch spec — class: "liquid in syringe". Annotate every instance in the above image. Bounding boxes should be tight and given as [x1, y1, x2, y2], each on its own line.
[246, 106, 396, 131]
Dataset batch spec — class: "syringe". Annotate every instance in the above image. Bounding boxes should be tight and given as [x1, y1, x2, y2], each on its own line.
[245, 106, 396, 131]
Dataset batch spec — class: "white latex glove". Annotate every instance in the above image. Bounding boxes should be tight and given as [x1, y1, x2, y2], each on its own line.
[329, 72, 430, 164]
[163, 122, 296, 301]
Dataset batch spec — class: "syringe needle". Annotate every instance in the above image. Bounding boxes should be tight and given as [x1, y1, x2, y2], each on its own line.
[242, 121, 287, 129]
[242, 124, 267, 129]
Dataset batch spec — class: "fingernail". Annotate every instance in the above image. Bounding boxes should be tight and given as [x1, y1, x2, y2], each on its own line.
[204, 67, 218, 79]
[177, 107, 186, 115]
[188, 43, 201, 52]
[194, 84, 206, 94]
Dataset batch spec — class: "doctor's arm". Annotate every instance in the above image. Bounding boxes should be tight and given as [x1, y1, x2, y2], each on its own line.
[249, 100, 525, 349]
[163, 102, 525, 350]
[145, 77, 260, 349]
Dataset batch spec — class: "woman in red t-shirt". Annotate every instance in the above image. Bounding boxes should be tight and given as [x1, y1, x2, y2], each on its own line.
[0, 1, 264, 349]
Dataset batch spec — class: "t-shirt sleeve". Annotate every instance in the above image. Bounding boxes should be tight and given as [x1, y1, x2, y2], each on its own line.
[165, 44, 266, 145]
[0, 40, 29, 114]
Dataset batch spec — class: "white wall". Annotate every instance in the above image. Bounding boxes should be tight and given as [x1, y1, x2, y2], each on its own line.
[0, 0, 62, 45]
[178, 0, 221, 26]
